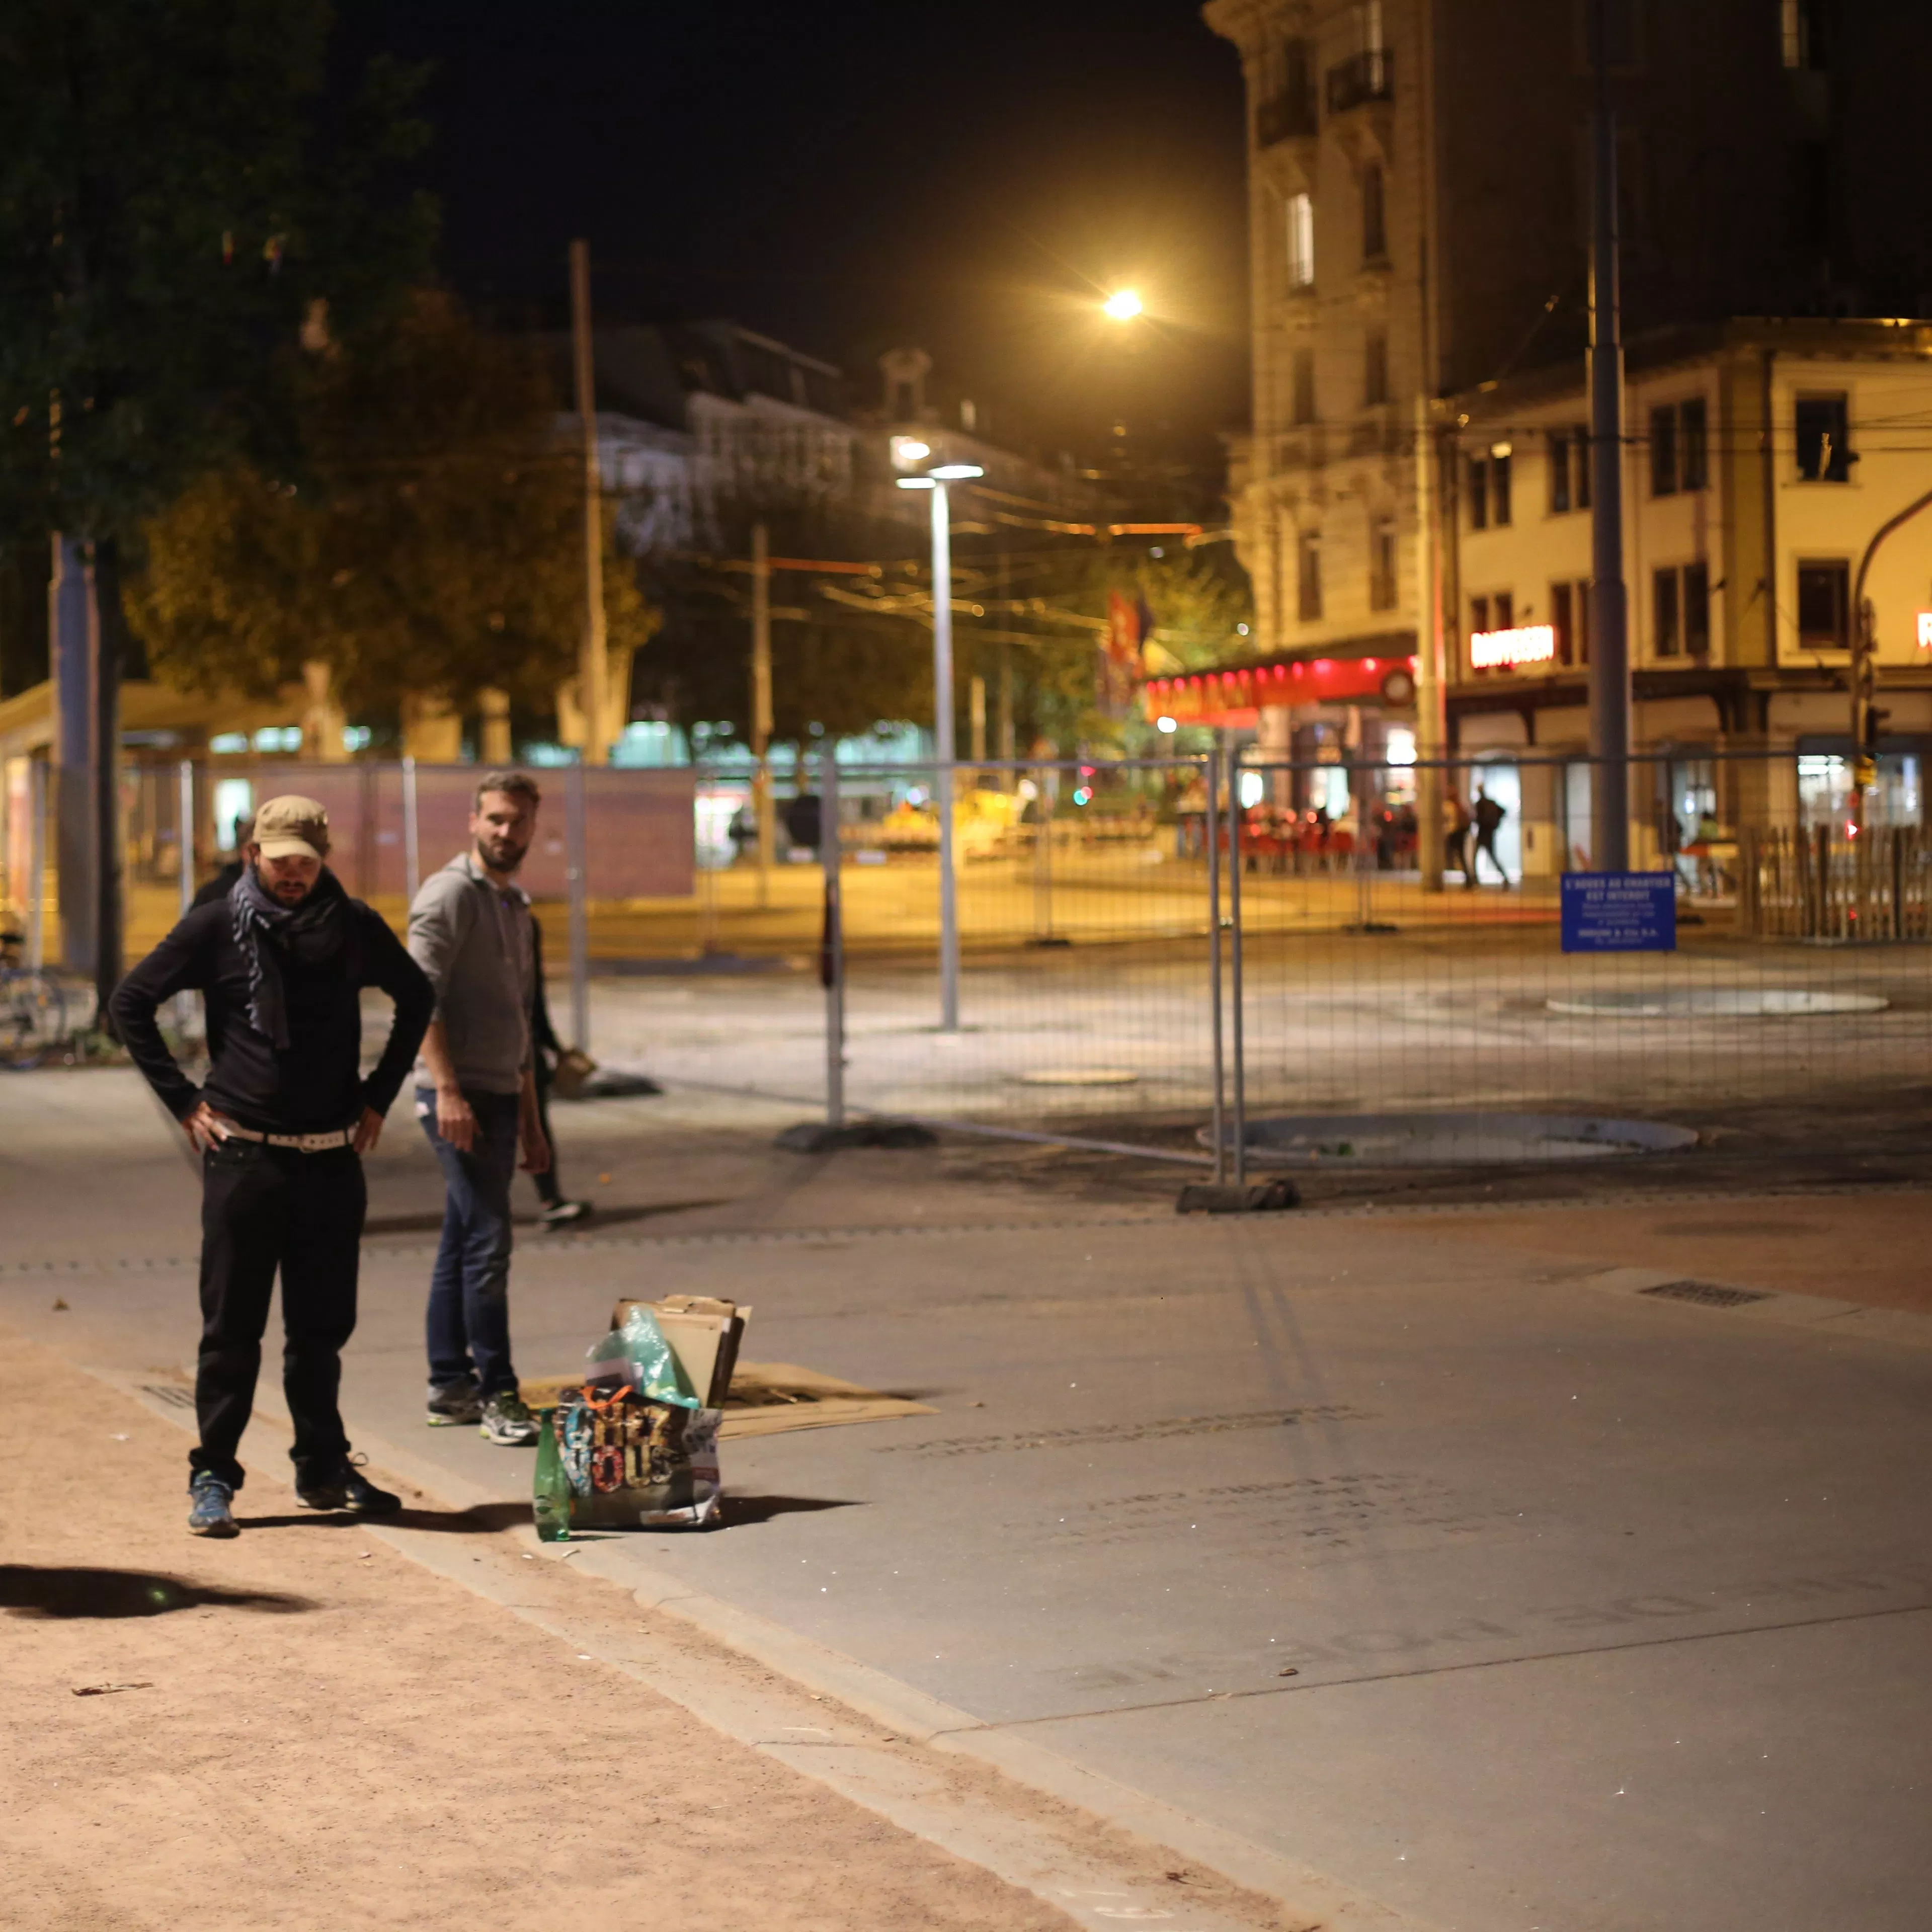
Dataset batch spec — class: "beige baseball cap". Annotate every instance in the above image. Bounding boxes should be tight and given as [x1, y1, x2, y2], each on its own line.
[253, 794, 331, 860]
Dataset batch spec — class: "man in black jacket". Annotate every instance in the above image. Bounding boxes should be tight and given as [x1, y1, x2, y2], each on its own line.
[111, 794, 434, 1538]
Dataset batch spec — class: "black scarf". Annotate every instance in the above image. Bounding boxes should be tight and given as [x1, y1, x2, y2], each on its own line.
[230, 866, 349, 1049]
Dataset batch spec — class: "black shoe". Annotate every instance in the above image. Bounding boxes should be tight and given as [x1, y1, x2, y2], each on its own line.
[296, 1454, 402, 1515]
[539, 1198, 591, 1229]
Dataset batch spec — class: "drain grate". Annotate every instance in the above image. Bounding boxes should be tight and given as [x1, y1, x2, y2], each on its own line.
[1639, 1279, 1773, 1310]
[140, 1383, 196, 1411]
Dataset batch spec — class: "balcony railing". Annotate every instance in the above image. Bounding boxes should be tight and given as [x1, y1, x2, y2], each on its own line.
[1256, 88, 1318, 146]
[1326, 47, 1394, 114]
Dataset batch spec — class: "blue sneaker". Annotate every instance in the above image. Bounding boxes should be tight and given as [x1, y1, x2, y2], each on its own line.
[188, 1473, 239, 1538]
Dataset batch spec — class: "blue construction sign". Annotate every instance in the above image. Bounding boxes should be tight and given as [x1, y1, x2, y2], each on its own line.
[1560, 871, 1677, 952]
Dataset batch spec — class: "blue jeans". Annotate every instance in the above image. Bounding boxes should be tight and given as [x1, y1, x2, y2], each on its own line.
[419, 1086, 522, 1396]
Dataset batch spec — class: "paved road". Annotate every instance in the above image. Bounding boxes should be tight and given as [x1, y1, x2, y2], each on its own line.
[5, 1072, 1929, 1932]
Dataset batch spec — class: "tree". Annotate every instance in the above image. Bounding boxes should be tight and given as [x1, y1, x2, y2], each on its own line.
[0, 0, 432, 539]
[130, 293, 659, 718]
[0, 0, 433, 999]
[633, 492, 931, 750]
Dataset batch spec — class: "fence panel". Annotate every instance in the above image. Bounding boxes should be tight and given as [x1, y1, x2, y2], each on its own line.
[812, 758, 1218, 1144]
[1232, 750, 1932, 1131]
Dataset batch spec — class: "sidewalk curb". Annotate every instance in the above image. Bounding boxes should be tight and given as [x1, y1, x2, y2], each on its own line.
[96, 1361, 1437, 1932]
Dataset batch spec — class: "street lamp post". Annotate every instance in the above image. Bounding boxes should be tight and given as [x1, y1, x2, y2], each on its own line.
[896, 446, 984, 1032]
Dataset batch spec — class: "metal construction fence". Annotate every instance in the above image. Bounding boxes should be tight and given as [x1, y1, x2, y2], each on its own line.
[3, 747, 1929, 1167]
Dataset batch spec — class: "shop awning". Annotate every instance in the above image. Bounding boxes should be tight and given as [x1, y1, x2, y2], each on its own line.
[1143, 652, 1418, 729]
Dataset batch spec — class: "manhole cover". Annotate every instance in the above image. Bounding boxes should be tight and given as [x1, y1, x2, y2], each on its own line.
[1016, 1068, 1141, 1087]
[1639, 1279, 1773, 1309]
[1547, 989, 1888, 1018]
[1205, 1111, 1698, 1168]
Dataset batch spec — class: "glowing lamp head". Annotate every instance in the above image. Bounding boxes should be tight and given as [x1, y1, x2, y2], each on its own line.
[1102, 289, 1144, 321]
[891, 435, 932, 470]
[1156, 715, 1178, 734]
[929, 463, 984, 481]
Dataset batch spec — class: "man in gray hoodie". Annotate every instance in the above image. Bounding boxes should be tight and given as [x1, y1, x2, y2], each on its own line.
[408, 770, 551, 1444]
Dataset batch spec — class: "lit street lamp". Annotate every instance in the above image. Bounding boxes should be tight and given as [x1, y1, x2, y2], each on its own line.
[896, 447, 984, 1032]
[1102, 288, 1144, 321]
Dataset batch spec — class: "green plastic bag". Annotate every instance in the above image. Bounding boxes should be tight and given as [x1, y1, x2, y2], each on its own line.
[586, 1303, 700, 1410]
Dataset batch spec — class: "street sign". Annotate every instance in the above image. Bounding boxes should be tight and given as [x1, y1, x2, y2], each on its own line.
[1560, 871, 1676, 952]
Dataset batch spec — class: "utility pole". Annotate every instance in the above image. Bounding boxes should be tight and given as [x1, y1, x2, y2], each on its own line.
[1586, 0, 1632, 871]
[932, 480, 959, 1031]
[1412, 396, 1447, 889]
[750, 520, 775, 902]
[569, 239, 609, 767]
[50, 533, 95, 977]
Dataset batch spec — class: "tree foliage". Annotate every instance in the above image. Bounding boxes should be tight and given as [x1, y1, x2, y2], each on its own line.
[129, 293, 659, 715]
[633, 492, 932, 748]
[0, 0, 434, 541]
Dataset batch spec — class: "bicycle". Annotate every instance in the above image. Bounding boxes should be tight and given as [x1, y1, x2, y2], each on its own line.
[0, 926, 68, 1069]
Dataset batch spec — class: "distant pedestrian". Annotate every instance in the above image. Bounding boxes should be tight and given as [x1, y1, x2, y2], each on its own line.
[1444, 791, 1472, 881]
[191, 814, 254, 909]
[1472, 787, 1509, 887]
[408, 771, 551, 1444]
[110, 795, 434, 1537]
[527, 918, 589, 1229]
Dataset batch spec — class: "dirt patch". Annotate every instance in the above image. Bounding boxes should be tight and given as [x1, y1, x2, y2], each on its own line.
[0, 1331, 1086, 1932]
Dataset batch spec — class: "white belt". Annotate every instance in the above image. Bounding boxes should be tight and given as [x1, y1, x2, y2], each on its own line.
[222, 1125, 354, 1152]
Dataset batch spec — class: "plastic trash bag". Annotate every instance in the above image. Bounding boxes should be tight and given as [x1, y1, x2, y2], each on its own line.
[586, 1303, 699, 1410]
[534, 1385, 721, 1538]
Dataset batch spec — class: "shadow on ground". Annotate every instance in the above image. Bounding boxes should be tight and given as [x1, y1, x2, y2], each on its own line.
[242, 1502, 533, 1535]
[362, 1200, 736, 1239]
[0, 1565, 311, 1619]
[720, 1495, 863, 1526]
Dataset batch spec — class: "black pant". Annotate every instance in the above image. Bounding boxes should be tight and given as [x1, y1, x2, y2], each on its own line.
[530, 1063, 561, 1208]
[191, 1139, 366, 1489]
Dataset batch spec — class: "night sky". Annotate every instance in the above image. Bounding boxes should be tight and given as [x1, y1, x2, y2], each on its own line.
[338, 0, 1250, 463]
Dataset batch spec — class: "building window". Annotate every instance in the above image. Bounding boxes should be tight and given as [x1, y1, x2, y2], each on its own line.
[1552, 581, 1574, 662]
[1369, 516, 1398, 610]
[1492, 450, 1513, 526]
[1469, 594, 1491, 673]
[1285, 193, 1315, 290]
[1469, 456, 1489, 530]
[1574, 424, 1592, 508]
[1795, 393, 1850, 481]
[1297, 529, 1323, 621]
[1553, 581, 1594, 665]
[1796, 558, 1849, 649]
[1292, 348, 1317, 425]
[1683, 560, 1710, 655]
[1650, 405, 1678, 496]
[1650, 397, 1708, 496]
[1258, 37, 1318, 144]
[1681, 397, 1708, 490]
[1652, 566, 1681, 656]
[1548, 431, 1572, 514]
[1364, 329, 1389, 407]
[1781, 0, 1821, 68]
[1361, 163, 1387, 262]
[1493, 590, 1514, 630]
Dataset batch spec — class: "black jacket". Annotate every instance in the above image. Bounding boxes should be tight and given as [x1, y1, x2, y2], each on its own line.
[111, 880, 434, 1134]
[191, 860, 247, 910]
